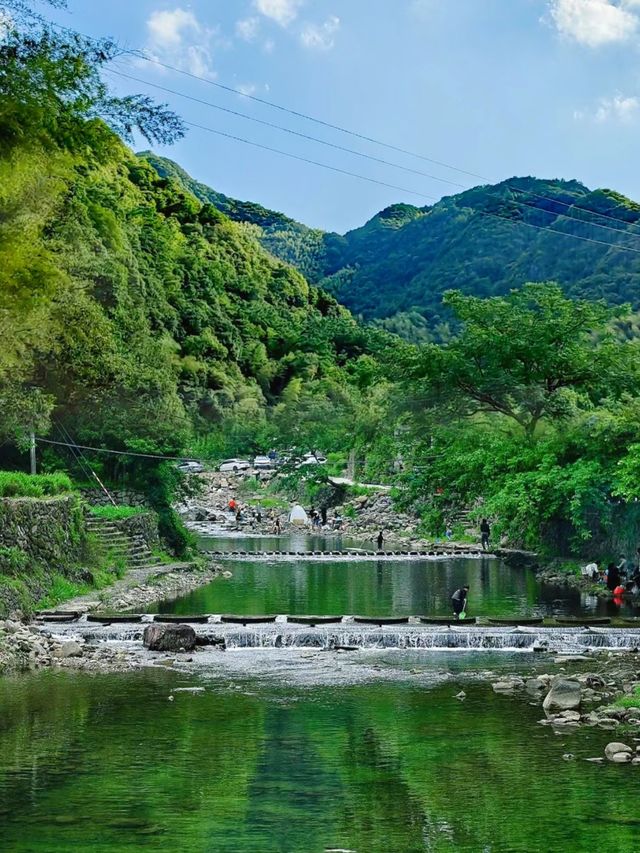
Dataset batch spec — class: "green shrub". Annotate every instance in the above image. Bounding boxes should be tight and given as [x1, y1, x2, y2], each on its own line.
[0, 471, 73, 498]
[0, 546, 29, 576]
[88, 505, 145, 520]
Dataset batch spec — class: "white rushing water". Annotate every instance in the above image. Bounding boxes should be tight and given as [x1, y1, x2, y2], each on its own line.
[41, 619, 640, 653]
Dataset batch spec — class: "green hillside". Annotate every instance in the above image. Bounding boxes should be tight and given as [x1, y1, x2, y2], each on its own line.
[0, 21, 381, 549]
[144, 156, 640, 334]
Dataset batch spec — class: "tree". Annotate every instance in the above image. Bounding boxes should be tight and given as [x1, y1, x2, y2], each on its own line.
[400, 283, 637, 436]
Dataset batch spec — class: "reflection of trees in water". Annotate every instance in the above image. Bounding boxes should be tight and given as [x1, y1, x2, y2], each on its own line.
[4, 673, 639, 852]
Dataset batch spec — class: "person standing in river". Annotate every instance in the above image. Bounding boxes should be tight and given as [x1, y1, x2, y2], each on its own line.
[451, 585, 469, 620]
[376, 530, 384, 551]
[480, 518, 491, 551]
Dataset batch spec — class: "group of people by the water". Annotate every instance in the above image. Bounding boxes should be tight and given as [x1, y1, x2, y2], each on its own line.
[582, 550, 640, 602]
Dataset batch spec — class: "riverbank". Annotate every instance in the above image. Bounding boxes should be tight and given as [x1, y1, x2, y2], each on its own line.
[0, 560, 222, 675]
[178, 470, 490, 551]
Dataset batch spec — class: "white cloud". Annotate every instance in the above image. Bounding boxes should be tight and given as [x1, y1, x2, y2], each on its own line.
[253, 0, 303, 27]
[300, 15, 340, 50]
[237, 82, 258, 97]
[548, 0, 639, 46]
[574, 93, 640, 121]
[144, 8, 218, 77]
[236, 16, 260, 41]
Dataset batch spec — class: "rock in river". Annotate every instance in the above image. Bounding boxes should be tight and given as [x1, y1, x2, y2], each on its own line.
[542, 677, 581, 713]
[143, 624, 196, 653]
[52, 640, 83, 659]
[605, 742, 633, 762]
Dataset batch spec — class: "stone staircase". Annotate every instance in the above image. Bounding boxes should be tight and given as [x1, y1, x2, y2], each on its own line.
[85, 515, 162, 570]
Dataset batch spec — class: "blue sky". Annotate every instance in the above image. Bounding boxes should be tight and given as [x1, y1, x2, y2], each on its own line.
[47, 0, 640, 233]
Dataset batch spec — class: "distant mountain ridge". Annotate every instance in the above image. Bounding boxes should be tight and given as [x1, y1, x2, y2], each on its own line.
[140, 153, 640, 337]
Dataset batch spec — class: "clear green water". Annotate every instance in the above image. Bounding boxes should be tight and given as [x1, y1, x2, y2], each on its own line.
[1, 667, 638, 853]
[157, 557, 583, 617]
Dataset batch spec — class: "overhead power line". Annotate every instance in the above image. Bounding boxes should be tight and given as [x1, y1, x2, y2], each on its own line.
[508, 186, 640, 235]
[106, 68, 640, 248]
[36, 437, 200, 461]
[107, 67, 467, 190]
[53, 20, 640, 240]
[50, 20, 486, 182]
[182, 120, 441, 202]
[49, 20, 640, 255]
[474, 208, 640, 255]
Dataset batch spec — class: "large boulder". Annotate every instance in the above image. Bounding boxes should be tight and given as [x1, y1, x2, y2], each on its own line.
[542, 677, 582, 713]
[605, 742, 632, 762]
[143, 624, 196, 652]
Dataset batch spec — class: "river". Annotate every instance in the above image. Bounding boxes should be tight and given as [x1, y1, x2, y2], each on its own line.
[2, 534, 640, 852]
[1, 663, 638, 853]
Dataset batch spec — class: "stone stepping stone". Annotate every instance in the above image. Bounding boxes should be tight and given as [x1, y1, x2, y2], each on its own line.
[220, 615, 277, 625]
[353, 616, 409, 626]
[487, 617, 543, 626]
[86, 614, 143, 624]
[419, 616, 477, 626]
[287, 616, 343, 627]
[153, 614, 210, 624]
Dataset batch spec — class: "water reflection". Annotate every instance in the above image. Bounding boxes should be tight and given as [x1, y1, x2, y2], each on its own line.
[1, 670, 639, 853]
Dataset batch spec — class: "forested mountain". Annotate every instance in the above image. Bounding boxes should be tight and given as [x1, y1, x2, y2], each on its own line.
[144, 155, 640, 336]
[0, 17, 383, 548]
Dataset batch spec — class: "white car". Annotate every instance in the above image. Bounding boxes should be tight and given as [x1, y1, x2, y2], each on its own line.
[218, 458, 251, 473]
[253, 455, 275, 470]
[177, 461, 205, 474]
[297, 453, 328, 467]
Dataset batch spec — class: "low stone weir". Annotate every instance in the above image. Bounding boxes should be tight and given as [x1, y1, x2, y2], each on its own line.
[204, 549, 495, 561]
[38, 619, 640, 653]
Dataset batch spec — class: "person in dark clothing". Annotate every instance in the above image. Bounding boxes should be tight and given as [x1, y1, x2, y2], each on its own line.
[606, 562, 621, 592]
[376, 531, 384, 551]
[480, 519, 491, 551]
[451, 586, 469, 619]
[321, 506, 327, 526]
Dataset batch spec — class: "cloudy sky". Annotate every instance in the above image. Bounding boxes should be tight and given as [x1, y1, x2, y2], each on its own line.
[48, 0, 640, 232]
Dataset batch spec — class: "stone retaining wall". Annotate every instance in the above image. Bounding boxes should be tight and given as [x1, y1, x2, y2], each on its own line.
[113, 512, 160, 551]
[0, 496, 90, 617]
[80, 488, 149, 507]
[0, 496, 86, 566]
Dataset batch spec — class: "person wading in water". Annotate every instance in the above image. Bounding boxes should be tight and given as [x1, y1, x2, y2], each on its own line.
[451, 585, 469, 620]
[376, 531, 384, 551]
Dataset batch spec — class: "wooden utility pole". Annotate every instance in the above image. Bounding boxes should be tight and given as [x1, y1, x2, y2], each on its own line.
[29, 431, 36, 475]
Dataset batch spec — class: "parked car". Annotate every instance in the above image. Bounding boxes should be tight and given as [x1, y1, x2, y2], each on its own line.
[297, 452, 328, 467]
[219, 458, 251, 473]
[177, 461, 204, 474]
[253, 455, 275, 470]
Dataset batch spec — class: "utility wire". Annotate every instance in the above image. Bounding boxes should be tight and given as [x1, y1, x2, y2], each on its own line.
[471, 207, 640, 255]
[166, 117, 640, 255]
[49, 20, 485, 181]
[36, 437, 200, 461]
[50, 21, 640, 254]
[182, 120, 441, 202]
[52, 21, 640, 238]
[107, 67, 640, 246]
[508, 186, 640, 235]
[504, 195, 640, 248]
[107, 67, 467, 190]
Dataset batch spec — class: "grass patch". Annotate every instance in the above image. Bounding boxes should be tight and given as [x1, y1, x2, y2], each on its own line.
[88, 505, 145, 520]
[0, 471, 73, 498]
[611, 688, 640, 710]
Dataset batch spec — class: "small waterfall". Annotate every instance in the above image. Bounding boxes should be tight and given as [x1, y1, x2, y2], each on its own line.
[215, 626, 640, 652]
[39, 621, 640, 652]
